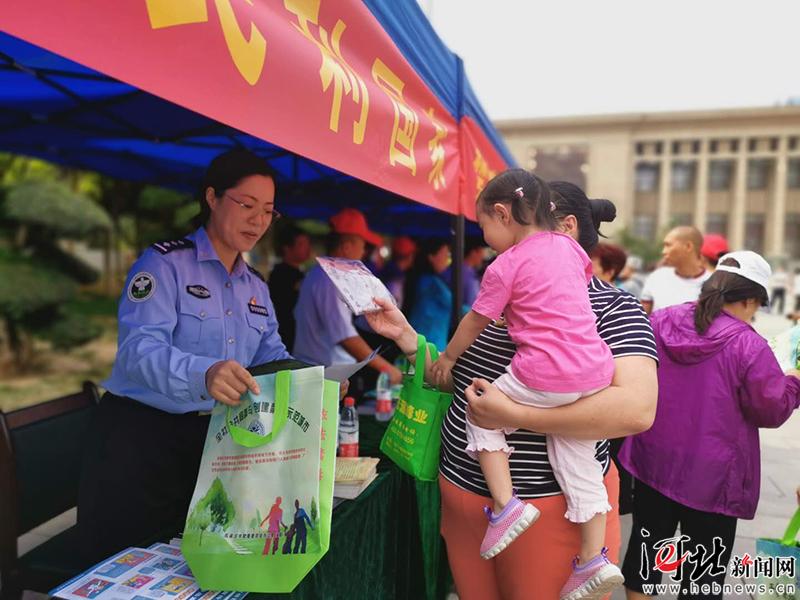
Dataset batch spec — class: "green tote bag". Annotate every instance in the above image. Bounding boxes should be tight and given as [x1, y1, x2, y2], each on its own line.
[380, 334, 453, 481]
[182, 365, 338, 593]
[755, 508, 800, 599]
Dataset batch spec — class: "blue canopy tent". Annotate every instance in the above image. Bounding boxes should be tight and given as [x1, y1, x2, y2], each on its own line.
[0, 1, 515, 319]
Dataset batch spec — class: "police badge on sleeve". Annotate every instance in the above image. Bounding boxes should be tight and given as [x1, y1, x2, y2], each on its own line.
[128, 272, 156, 302]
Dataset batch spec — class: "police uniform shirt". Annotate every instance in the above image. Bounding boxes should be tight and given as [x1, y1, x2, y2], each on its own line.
[292, 264, 357, 367]
[103, 227, 290, 414]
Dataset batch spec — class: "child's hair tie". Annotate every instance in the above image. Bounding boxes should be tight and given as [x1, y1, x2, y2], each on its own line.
[514, 187, 524, 199]
[550, 201, 556, 212]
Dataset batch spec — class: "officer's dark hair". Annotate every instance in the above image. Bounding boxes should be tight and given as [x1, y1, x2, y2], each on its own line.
[274, 224, 309, 256]
[476, 169, 557, 232]
[197, 149, 278, 226]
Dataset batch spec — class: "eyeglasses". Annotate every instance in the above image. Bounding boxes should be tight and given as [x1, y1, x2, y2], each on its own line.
[224, 193, 281, 220]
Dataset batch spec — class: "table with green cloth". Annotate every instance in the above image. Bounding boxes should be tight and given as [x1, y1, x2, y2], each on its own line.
[255, 416, 451, 600]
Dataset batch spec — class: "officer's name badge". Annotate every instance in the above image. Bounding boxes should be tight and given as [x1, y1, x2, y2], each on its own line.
[186, 284, 211, 299]
[247, 302, 268, 316]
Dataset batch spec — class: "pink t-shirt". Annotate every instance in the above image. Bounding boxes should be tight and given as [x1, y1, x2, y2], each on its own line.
[472, 232, 614, 393]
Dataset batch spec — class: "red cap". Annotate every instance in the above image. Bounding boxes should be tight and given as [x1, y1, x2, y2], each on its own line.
[701, 234, 729, 260]
[343, 396, 355, 407]
[391, 236, 416, 257]
[329, 208, 382, 246]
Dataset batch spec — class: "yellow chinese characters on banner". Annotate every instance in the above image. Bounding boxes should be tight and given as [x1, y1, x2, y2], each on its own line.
[284, 0, 368, 145]
[425, 108, 447, 190]
[145, 0, 267, 86]
[473, 147, 497, 195]
[372, 58, 420, 175]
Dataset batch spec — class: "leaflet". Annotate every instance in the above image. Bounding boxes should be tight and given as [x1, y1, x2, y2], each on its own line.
[50, 544, 246, 600]
[316, 256, 395, 315]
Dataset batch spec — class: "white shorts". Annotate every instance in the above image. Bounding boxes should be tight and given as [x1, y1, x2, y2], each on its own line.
[465, 368, 611, 523]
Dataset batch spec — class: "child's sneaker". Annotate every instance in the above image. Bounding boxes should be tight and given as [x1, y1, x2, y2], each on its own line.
[559, 547, 624, 600]
[479, 494, 539, 559]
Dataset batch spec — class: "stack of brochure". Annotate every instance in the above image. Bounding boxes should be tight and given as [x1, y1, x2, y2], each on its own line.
[50, 541, 246, 600]
[333, 457, 379, 500]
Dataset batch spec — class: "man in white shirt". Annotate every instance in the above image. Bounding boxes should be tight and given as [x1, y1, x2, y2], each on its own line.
[641, 226, 711, 314]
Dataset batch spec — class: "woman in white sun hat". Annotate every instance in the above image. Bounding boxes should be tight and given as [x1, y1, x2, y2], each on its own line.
[618, 250, 800, 599]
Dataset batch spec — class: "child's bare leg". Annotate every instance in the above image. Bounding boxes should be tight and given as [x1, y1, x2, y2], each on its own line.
[579, 512, 606, 564]
[478, 450, 513, 513]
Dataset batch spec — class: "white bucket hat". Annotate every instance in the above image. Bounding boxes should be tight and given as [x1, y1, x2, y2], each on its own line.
[714, 250, 772, 301]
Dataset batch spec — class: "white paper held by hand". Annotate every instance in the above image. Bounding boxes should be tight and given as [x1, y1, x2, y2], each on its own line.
[316, 256, 396, 315]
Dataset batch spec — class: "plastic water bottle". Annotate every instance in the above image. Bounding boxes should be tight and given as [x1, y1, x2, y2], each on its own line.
[338, 396, 359, 457]
[375, 371, 394, 422]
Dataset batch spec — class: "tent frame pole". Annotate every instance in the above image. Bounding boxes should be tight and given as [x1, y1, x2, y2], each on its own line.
[451, 56, 466, 329]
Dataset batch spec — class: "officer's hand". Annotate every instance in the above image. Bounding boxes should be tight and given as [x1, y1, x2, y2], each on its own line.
[340, 379, 350, 401]
[205, 360, 261, 406]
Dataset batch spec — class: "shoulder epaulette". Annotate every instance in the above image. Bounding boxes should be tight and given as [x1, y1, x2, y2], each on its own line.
[152, 238, 195, 255]
[247, 264, 266, 282]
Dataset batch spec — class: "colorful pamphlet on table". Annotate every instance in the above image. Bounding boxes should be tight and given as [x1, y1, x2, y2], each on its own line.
[50, 542, 245, 600]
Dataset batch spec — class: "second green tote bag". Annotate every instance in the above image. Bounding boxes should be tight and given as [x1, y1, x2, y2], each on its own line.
[380, 334, 453, 481]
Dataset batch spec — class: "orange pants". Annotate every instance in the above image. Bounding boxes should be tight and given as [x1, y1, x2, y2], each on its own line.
[440, 463, 621, 600]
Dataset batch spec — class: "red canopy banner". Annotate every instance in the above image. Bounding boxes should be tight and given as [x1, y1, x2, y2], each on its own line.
[0, 0, 507, 216]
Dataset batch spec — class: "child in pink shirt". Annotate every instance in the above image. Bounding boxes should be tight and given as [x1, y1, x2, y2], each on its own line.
[432, 169, 621, 599]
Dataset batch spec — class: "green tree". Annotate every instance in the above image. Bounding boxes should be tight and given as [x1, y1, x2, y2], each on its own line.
[187, 505, 213, 546]
[310, 496, 318, 523]
[187, 478, 237, 545]
[0, 180, 111, 368]
[614, 226, 664, 269]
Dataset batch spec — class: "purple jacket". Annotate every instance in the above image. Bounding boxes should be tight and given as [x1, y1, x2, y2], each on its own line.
[619, 303, 800, 519]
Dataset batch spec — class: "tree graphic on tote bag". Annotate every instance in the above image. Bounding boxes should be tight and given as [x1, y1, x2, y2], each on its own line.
[187, 477, 237, 545]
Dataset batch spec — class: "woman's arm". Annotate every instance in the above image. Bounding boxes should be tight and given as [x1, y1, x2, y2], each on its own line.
[465, 354, 658, 439]
[365, 298, 454, 392]
[739, 344, 800, 428]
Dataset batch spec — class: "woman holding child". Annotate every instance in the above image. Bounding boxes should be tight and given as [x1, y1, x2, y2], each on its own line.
[368, 171, 659, 600]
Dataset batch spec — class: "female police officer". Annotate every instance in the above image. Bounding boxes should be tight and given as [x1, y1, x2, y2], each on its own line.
[77, 149, 291, 561]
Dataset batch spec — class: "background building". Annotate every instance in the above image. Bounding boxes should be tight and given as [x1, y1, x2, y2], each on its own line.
[496, 106, 800, 259]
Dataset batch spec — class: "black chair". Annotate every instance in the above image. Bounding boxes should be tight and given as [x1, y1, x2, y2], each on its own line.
[0, 381, 100, 598]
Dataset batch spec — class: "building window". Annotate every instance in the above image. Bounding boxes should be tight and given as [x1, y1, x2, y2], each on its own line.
[635, 142, 644, 156]
[692, 140, 701, 154]
[528, 145, 588, 188]
[788, 159, 800, 189]
[655, 142, 663, 155]
[730, 139, 739, 153]
[748, 138, 758, 152]
[744, 214, 765, 254]
[706, 213, 729, 237]
[633, 214, 656, 240]
[785, 214, 800, 259]
[635, 163, 659, 193]
[671, 161, 696, 192]
[747, 159, 771, 190]
[770, 137, 779, 151]
[790, 137, 798, 151]
[709, 160, 734, 191]
[671, 141, 681, 155]
[710, 140, 719, 153]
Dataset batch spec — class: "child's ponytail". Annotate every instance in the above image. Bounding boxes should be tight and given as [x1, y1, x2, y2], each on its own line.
[477, 169, 557, 231]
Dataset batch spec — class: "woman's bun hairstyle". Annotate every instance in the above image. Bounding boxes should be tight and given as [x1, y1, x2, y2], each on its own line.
[550, 181, 617, 253]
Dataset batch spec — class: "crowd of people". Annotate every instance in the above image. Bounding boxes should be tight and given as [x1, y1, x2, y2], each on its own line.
[80, 148, 800, 600]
